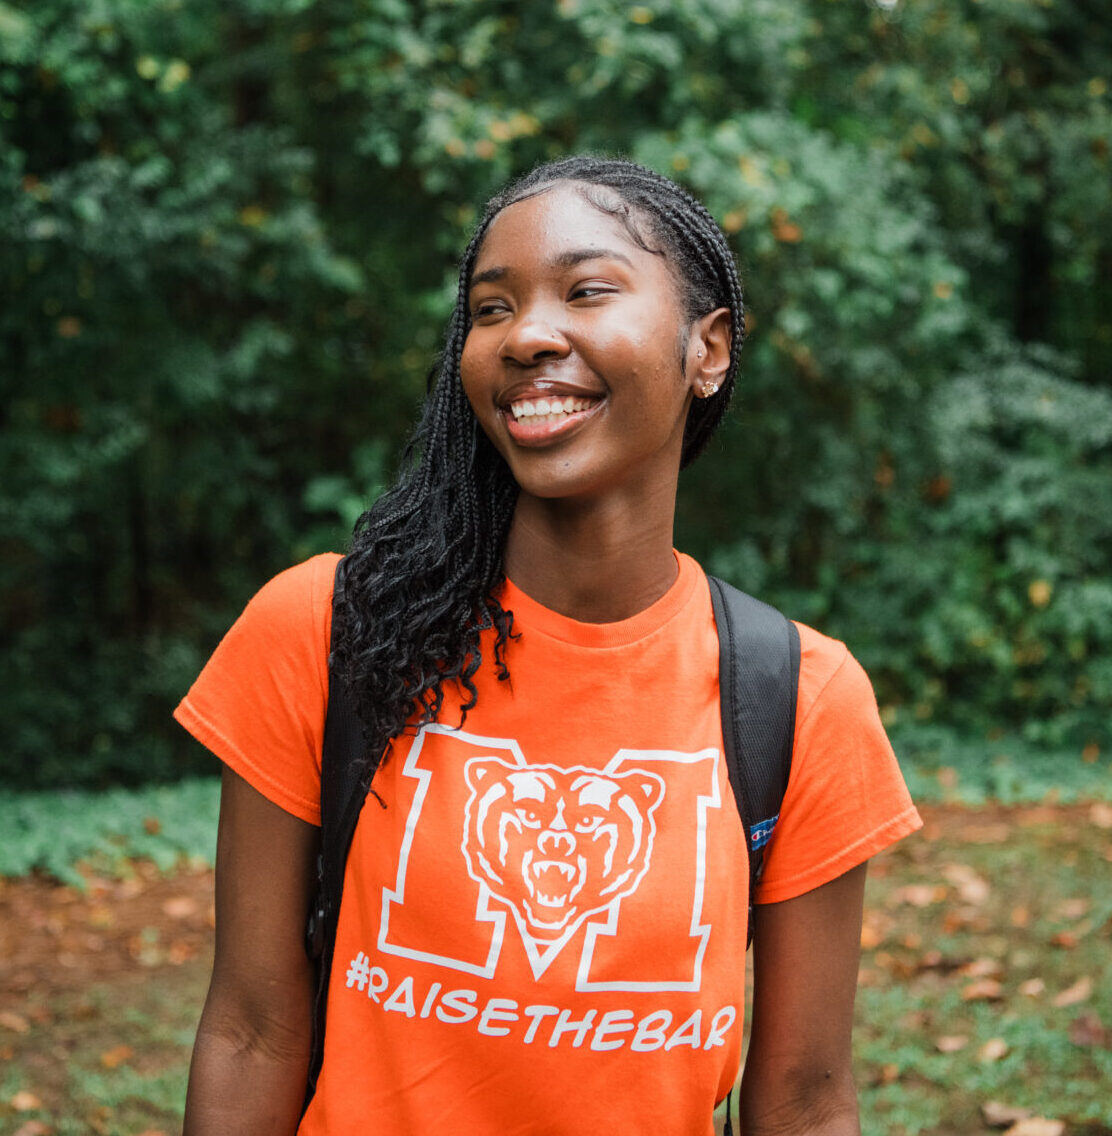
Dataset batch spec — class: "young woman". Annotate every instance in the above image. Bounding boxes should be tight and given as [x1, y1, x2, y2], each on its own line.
[176, 156, 921, 1135]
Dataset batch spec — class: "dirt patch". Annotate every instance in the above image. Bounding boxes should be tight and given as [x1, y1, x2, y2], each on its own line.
[2, 800, 1110, 1135]
[0, 863, 215, 1003]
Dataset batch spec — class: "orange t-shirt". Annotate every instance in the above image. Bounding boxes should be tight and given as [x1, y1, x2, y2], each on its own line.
[175, 551, 921, 1135]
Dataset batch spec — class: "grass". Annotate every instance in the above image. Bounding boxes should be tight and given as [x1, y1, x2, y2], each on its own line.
[2, 753, 1110, 1134]
[854, 802, 1112, 1134]
[1, 963, 211, 1136]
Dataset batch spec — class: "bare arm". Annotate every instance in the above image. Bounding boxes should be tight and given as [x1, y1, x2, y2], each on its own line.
[184, 767, 320, 1136]
[740, 863, 867, 1136]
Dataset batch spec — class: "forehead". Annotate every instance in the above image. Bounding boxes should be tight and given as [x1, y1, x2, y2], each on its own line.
[470, 183, 667, 280]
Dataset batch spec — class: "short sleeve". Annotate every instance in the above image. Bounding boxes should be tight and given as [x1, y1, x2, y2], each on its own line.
[173, 553, 340, 825]
[754, 624, 922, 904]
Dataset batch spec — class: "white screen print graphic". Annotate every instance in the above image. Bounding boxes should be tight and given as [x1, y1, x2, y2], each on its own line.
[378, 725, 721, 992]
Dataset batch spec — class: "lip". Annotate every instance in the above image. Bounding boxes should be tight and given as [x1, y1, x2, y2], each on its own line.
[496, 376, 605, 408]
[496, 376, 606, 449]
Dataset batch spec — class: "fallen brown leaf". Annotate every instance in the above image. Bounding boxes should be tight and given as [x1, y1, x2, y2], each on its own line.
[1050, 930, 1078, 949]
[161, 896, 199, 919]
[1089, 801, 1112, 829]
[870, 1062, 900, 1086]
[1003, 1119, 1065, 1136]
[959, 957, 1004, 979]
[891, 883, 944, 907]
[99, 1043, 133, 1069]
[1018, 978, 1045, 997]
[978, 1037, 1009, 1062]
[1068, 1012, 1110, 1048]
[982, 1100, 1032, 1127]
[12, 1121, 52, 1136]
[10, 1090, 43, 1111]
[935, 1035, 969, 1053]
[0, 1010, 30, 1033]
[963, 978, 1004, 1002]
[1055, 897, 1090, 920]
[86, 904, 115, 930]
[942, 862, 991, 903]
[1052, 976, 1093, 1008]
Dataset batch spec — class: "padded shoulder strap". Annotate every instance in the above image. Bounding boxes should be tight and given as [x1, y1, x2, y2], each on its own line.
[304, 556, 376, 1107]
[706, 575, 800, 947]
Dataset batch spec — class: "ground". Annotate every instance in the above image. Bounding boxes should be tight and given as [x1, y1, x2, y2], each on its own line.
[1, 802, 1110, 1136]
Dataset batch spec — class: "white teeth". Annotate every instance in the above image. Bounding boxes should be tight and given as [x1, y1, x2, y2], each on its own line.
[509, 397, 592, 421]
[532, 860, 575, 881]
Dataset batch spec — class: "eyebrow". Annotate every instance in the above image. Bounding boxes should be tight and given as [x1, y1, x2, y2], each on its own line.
[469, 246, 635, 290]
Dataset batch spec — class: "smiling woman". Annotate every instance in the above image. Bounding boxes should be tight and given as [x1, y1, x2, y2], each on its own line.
[174, 156, 921, 1136]
[460, 184, 729, 512]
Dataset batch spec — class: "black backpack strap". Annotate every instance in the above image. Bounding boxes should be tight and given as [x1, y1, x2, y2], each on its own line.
[706, 574, 800, 948]
[303, 556, 382, 1108]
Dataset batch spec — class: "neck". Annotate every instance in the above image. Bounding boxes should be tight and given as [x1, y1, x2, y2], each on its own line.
[503, 482, 680, 623]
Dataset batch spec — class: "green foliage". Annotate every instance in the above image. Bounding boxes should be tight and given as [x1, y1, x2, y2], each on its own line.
[892, 724, 1112, 807]
[2, 0, 1110, 787]
[0, 778, 220, 886]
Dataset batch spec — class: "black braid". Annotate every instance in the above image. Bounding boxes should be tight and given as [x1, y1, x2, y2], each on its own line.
[334, 156, 745, 772]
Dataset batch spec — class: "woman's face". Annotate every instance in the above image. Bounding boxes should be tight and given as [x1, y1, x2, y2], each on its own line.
[460, 184, 707, 505]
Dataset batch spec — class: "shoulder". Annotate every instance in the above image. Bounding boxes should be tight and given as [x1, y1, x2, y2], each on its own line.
[792, 621, 878, 730]
[240, 552, 342, 633]
[173, 553, 343, 826]
[755, 620, 921, 903]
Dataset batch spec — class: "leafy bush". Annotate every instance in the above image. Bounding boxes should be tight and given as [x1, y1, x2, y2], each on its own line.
[3, 0, 1109, 788]
[0, 778, 220, 887]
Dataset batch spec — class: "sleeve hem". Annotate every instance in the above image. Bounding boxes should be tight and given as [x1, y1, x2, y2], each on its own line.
[754, 804, 922, 905]
[174, 697, 322, 827]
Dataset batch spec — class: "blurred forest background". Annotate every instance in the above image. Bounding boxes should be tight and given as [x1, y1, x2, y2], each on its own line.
[2, 0, 1110, 792]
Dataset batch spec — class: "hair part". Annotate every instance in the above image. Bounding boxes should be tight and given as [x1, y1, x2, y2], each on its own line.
[335, 156, 745, 780]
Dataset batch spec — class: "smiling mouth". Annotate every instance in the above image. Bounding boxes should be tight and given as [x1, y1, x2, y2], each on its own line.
[507, 395, 596, 422]
[500, 394, 603, 445]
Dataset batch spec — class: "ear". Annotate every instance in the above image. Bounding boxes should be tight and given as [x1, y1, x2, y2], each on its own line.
[629, 771, 665, 813]
[684, 307, 732, 400]
[464, 756, 515, 793]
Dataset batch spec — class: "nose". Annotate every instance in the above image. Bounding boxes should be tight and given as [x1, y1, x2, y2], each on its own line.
[499, 306, 570, 366]
[538, 829, 576, 856]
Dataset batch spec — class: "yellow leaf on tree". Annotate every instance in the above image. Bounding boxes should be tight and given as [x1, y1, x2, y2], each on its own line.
[1028, 579, 1052, 607]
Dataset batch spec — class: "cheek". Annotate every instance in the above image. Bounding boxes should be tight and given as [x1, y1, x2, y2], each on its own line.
[458, 339, 494, 424]
[459, 337, 480, 401]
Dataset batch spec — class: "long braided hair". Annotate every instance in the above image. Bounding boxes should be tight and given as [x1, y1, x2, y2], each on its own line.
[334, 156, 745, 769]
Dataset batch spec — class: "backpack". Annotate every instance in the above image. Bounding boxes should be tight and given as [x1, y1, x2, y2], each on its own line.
[304, 556, 800, 1114]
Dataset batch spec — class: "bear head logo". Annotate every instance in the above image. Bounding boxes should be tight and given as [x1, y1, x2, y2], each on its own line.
[462, 758, 666, 946]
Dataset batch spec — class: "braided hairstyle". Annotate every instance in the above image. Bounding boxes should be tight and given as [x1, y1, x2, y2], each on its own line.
[335, 156, 745, 770]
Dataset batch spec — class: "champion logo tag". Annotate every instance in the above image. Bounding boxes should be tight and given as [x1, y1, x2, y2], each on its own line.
[749, 815, 778, 850]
